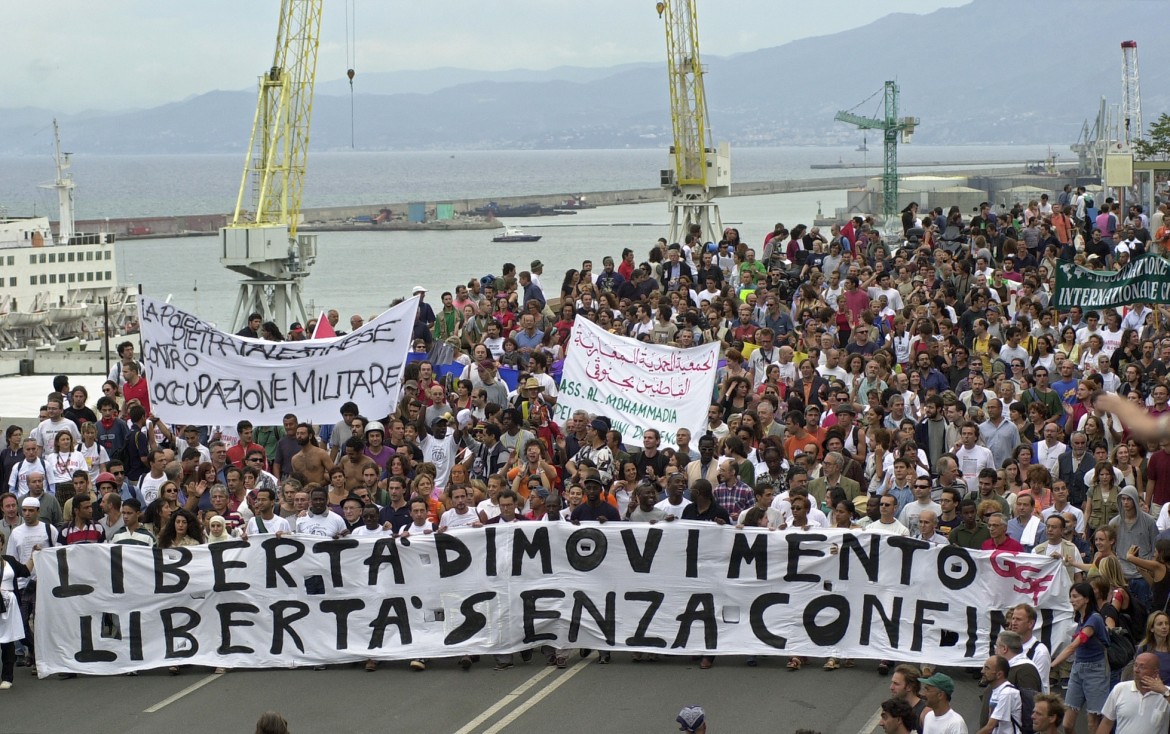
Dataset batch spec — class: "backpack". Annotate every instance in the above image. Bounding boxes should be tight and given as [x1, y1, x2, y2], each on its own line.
[1106, 625, 1136, 669]
[1114, 590, 1149, 641]
[1004, 683, 1036, 734]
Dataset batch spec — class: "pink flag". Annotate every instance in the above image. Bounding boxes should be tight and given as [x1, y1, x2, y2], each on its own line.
[311, 311, 336, 339]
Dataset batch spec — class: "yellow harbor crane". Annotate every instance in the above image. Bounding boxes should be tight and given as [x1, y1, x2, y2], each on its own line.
[220, 0, 324, 331]
[655, 0, 730, 247]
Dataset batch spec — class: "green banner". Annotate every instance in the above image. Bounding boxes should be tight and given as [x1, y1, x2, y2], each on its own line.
[1053, 254, 1170, 309]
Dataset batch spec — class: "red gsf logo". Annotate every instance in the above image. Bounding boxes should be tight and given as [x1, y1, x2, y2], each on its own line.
[988, 550, 1055, 605]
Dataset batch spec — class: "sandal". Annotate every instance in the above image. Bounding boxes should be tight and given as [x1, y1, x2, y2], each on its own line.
[787, 657, 802, 671]
[823, 658, 839, 670]
[843, 658, 855, 668]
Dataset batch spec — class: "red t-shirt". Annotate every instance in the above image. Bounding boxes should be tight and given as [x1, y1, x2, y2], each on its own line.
[1147, 450, 1170, 506]
[122, 377, 150, 414]
[227, 442, 268, 469]
[981, 537, 1024, 553]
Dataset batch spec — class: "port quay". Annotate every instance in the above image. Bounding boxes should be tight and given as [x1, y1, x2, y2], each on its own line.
[77, 162, 1080, 239]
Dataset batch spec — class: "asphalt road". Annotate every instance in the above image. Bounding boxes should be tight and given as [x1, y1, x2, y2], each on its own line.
[2, 654, 1084, 734]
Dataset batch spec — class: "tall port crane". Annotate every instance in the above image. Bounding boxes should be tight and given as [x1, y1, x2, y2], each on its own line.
[655, 0, 730, 248]
[1121, 40, 1143, 146]
[220, 0, 323, 332]
[835, 81, 918, 233]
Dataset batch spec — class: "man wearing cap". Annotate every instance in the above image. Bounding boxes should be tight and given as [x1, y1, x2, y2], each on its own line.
[94, 473, 125, 539]
[527, 259, 548, 303]
[9, 495, 55, 671]
[919, 672, 967, 733]
[570, 469, 620, 523]
[410, 285, 435, 326]
[463, 422, 508, 481]
[676, 705, 706, 733]
[420, 413, 461, 491]
[512, 377, 548, 427]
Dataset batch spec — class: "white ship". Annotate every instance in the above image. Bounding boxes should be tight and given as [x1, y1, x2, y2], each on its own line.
[0, 121, 135, 348]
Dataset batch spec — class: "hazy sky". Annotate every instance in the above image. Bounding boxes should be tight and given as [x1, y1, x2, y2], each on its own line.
[7, 0, 969, 112]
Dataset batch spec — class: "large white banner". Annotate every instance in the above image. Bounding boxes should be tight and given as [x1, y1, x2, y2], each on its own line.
[138, 296, 417, 425]
[552, 316, 718, 448]
[35, 524, 1072, 675]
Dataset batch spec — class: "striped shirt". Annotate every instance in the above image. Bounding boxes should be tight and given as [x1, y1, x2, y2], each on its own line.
[111, 526, 155, 546]
[59, 522, 106, 545]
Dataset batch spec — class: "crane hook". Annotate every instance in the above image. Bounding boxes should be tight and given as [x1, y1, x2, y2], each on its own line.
[655, 2, 665, 18]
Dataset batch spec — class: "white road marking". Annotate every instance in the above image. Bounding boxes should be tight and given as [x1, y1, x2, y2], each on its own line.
[451, 664, 560, 734]
[143, 672, 223, 713]
[480, 657, 592, 734]
[857, 706, 882, 734]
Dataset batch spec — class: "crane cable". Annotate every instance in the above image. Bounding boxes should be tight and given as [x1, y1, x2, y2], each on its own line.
[843, 84, 884, 115]
[345, 0, 356, 148]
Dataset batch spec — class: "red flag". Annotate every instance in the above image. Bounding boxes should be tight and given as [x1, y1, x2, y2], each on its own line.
[311, 311, 336, 339]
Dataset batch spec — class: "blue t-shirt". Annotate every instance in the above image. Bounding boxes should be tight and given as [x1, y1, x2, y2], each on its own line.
[1075, 612, 1108, 663]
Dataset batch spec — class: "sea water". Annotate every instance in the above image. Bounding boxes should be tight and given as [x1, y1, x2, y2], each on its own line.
[0, 145, 1059, 326]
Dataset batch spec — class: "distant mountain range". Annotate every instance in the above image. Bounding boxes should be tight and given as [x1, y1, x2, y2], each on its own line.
[1, 0, 1166, 155]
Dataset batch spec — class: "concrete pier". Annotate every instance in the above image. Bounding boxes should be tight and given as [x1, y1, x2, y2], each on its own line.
[72, 163, 1079, 240]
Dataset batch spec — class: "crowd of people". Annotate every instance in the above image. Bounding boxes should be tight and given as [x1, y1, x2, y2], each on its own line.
[4, 195, 1170, 732]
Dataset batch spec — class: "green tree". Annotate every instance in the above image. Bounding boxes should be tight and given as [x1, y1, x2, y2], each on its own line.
[1135, 113, 1170, 160]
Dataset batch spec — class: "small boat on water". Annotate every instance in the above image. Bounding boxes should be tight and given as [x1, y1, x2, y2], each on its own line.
[492, 227, 542, 243]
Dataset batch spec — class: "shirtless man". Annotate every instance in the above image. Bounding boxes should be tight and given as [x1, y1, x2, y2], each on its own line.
[291, 423, 334, 486]
[337, 437, 377, 488]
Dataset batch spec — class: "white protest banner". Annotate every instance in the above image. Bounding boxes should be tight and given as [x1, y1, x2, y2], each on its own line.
[35, 524, 1072, 675]
[552, 316, 718, 448]
[138, 296, 417, 425]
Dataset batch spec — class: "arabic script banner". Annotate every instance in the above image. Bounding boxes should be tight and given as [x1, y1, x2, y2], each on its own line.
[552, 316, 719, 448]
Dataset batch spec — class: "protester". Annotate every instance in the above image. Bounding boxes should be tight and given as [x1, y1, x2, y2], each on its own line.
[12, 205, 1170, 694]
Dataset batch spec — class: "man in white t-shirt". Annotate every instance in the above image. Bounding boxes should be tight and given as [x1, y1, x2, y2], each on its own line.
[30, 397, 81, 454]
[656, 476, 692, 519]
[420, 415, 458, 490]
[746, 329, 780, 389]
[866, 271, 904, 313]
[1099, 652, 1170, 734]
[899, 478, 942, 539]
[137, 449, 170, 505]
[919, 673, 968, 734]
[439, 486, 482, 531]
[955, 423, 995, 494]
[979, 655, 1021, 734]
[295, 487, 346, 539]
[867, 494, 910, 536]
[818, 348, 849, 383]
[243, 487, 291, 538]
